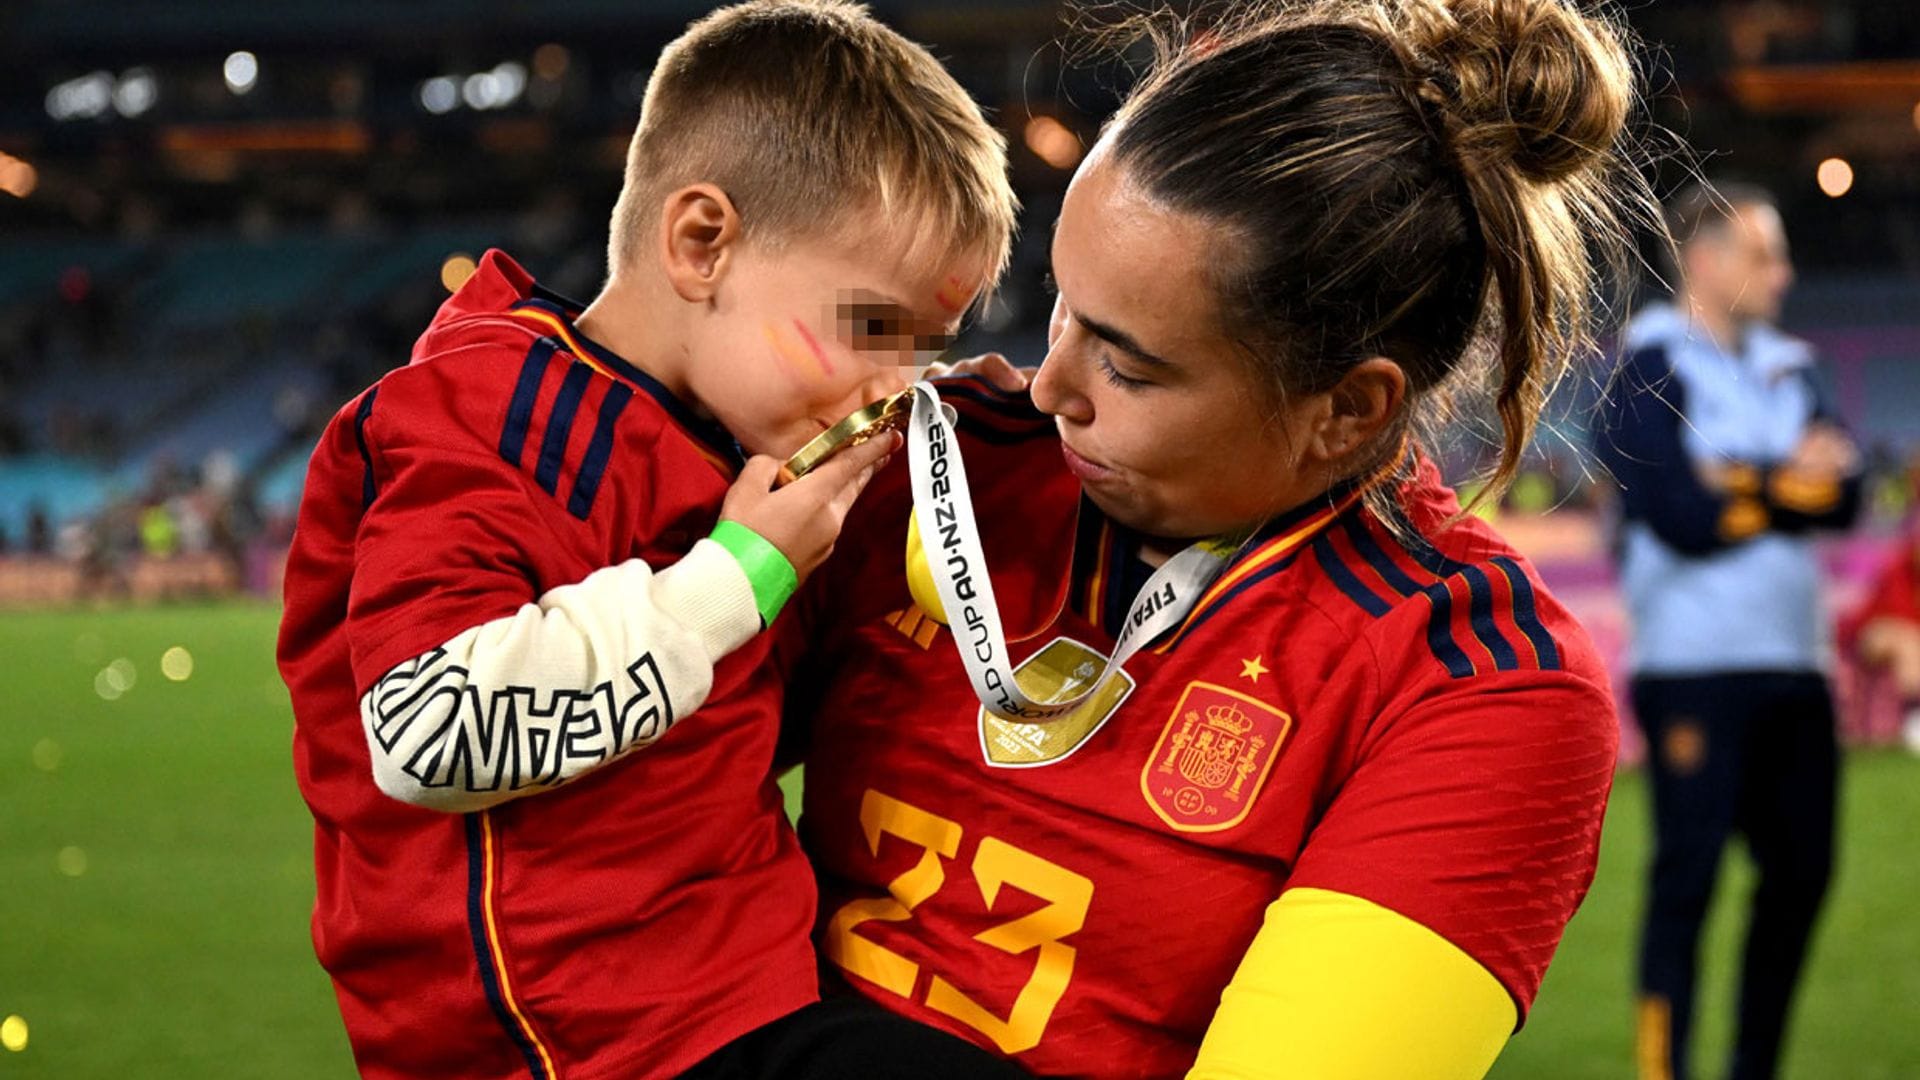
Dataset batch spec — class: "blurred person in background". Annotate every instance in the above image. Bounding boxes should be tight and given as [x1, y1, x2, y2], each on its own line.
[1841, 531, 1920, 752]
[26, 503, 51, 555]
[1598, 180, 1864, 1080]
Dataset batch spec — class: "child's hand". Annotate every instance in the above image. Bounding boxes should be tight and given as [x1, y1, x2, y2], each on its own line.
[719, 431, 900, 583]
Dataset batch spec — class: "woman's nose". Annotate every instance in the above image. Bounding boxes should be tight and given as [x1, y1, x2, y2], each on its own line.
[1030, 343, 1092, 424]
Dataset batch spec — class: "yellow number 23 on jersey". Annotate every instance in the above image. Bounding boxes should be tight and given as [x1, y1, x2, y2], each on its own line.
[823, 788, 1095, 1054]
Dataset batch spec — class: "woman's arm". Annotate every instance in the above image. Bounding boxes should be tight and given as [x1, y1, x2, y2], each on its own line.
[1187, 637, 1617, 1078]
[1187, 888, 1514, 1080]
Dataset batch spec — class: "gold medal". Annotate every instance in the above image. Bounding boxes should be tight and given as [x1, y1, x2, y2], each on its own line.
[778, 389, 915, 485]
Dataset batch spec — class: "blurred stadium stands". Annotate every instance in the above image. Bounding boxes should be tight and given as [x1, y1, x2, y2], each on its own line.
[1, 0, 1917, 739]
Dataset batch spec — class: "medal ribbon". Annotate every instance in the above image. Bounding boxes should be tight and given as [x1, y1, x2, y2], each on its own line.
[907, 383, 1238, 722]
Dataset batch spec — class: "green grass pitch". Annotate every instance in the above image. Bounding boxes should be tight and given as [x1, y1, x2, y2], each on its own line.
[2, 604, 1916, 1077]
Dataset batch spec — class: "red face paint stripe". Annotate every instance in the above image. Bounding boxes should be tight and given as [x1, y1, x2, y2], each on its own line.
[788, 319, 837, 377]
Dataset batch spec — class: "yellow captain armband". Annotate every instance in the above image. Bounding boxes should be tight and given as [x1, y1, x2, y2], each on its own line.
[905, 510, 949, 626]
[1186, 888, 1517, 1080]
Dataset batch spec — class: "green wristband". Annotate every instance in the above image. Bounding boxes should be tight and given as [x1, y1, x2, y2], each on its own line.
[708, 520, 799, 628]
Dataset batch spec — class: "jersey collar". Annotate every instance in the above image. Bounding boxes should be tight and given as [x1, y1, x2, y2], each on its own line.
[508, 288, 746, 473]
[1145, 453, 1409, 653]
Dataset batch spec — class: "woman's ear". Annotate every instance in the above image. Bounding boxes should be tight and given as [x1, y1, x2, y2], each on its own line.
[1312, 357, 1406, 464]
[659, 183, 742, 303]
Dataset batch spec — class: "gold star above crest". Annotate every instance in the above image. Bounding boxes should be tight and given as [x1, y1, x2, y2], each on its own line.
[1239, 656, 1269, 683]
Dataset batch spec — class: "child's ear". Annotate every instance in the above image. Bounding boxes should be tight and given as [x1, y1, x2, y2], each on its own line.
[659, 183, 741, 303]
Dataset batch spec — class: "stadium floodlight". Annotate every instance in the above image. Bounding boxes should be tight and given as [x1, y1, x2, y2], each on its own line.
[1818, 157, 1855, 198]
[45, 71, 114, 121]
[491, 62, 527, 108]
[113, 68, 158, 118]
[460, 63, 527, 111]
[225, 51, 259, 95]
[419, 76, 459, 115]
[462, 72, 497, 110]
[1024, 115, 1083, 170]
[440, 253, 478, 292]
[0, 152, 37, 199]
[0, 156, 36, 198]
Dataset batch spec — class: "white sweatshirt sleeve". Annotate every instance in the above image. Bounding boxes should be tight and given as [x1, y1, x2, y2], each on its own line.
[357, 538, 761, 812]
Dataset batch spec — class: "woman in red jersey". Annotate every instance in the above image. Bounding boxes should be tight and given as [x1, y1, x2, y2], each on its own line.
[1843, 533, 1920, 749]
[783, 0, 1662, 1076]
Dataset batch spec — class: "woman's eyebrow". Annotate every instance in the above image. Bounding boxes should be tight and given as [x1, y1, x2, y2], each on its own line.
[1048, 231, 1173, 368]
[1076, 310, 1173, 368]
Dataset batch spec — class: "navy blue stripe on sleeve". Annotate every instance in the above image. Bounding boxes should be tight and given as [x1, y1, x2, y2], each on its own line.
[567, 382, 634, 521]
[354, 387, 380, 509]
[1458, 563, 1520, 672]
[1314, 535, 1393, 617]
[1490, 556, 1563, 671]
[1420, 580, 1477, 679]
[1381, 510, 1459, 579]
[534, 362, 593, 496]
[1342, 514, 1425, 597]
[1369, 507, 1557, 675]
[499, 338, 559, 469]
[1379, 510, 1536, 675]
[1596, 346, 1741, 556]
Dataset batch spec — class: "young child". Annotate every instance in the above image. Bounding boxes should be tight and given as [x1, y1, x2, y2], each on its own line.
[276, 4, 1016, 1078]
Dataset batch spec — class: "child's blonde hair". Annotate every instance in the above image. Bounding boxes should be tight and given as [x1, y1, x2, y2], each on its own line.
[610, 0, 1016, 284]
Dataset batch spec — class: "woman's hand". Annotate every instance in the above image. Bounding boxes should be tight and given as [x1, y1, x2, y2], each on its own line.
[923, 352, 1031, 393]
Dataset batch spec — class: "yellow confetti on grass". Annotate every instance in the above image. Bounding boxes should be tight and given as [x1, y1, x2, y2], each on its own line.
[31, 738, 62, 772]
[161, 646, 194, 682]
[56, 847, 88, 877]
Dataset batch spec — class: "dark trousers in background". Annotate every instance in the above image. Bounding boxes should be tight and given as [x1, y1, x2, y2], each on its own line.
[1632, 672, 1839, 1080]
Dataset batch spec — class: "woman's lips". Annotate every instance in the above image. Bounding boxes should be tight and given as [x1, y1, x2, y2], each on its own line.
[1060, 440, 1115, 483]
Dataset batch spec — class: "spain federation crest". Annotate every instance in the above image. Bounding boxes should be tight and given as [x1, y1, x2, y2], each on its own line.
[979, 636, 1135, 768]
[1140, 681, 1291, 833]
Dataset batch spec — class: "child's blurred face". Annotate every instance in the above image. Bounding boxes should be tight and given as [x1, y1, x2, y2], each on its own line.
[690, 224, 988, 458]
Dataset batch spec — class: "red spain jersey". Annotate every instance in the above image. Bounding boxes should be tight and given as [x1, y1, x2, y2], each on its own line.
[786, 378, 1619, 1077]
[278, 251, 817, 1080]
[1842, 535, 1920, 646]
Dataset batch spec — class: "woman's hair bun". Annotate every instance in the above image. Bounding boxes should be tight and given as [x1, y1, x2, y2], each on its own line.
[1406, 0, 1632, 184]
